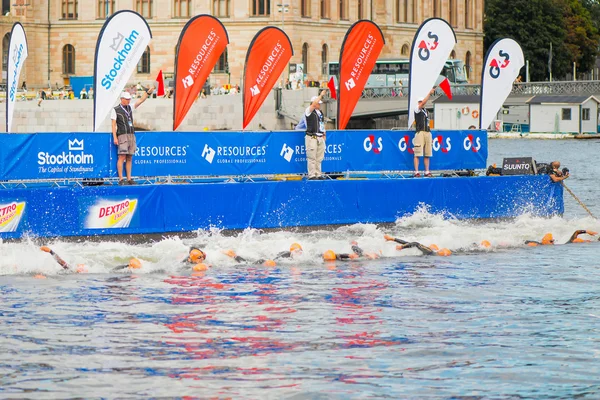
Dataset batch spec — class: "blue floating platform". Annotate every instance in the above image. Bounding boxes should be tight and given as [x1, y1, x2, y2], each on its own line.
[0, 175, 563, 239]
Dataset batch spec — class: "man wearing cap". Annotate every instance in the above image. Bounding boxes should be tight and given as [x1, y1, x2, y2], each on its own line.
[413, 88, 435, 177]
[304, 89, 327, 180]
[111, 86, 154, 185]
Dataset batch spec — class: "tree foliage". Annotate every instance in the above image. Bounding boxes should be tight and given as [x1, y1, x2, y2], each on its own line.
[484, 0, 599, 81]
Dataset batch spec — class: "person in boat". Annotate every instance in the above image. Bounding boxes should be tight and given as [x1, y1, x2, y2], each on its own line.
[224, 243, 304, 267]
[41, 246, 142, 272]
[525, 230, 597, 246]
[383, 234, 452, 256]
[322, 241, 381, 261]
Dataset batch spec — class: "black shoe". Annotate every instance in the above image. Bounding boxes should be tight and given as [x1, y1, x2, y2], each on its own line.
[127, 179, 136, 185]
[308, 177, 318, 180]
[118, 179, 127, 185]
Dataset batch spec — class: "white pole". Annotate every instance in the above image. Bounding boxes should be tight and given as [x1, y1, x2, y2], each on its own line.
[526, 60, 530, 82]
[573, 62, 576, 81]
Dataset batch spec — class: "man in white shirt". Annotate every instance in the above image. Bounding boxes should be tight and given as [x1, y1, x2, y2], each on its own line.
[110, 86, 154, 185]
[304, 89, 327, 180]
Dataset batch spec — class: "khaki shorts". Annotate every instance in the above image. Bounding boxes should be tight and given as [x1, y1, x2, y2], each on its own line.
[117, 133, 136, 155]
[413, 131, 432, 157]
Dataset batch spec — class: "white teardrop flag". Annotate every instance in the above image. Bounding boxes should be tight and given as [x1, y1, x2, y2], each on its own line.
[93, 10, 152, 132]
[408, 18, 456, 128]
[479, 38, 525, 130]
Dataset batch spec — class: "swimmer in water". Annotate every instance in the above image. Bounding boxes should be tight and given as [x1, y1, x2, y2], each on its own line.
[322, 241, 381, 261]
[224, 243, 303, 267]
[41, 246, 141, 273]
[181, 247, 210, 272]
[383, 235, 452, 256]
[525, 230, 597, 246]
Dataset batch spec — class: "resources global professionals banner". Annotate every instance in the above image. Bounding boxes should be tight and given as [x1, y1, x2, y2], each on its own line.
[337, 20, 385, 130]
[173, 15, 229, 130]
[93, 10, 152, 131]
[242, 27, 293, 129]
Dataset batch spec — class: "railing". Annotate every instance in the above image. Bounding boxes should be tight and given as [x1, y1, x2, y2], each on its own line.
[357, 80, 600, 99]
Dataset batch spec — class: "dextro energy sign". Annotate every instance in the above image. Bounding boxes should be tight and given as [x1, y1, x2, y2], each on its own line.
[0, 202, 25, 233]
[173, 15, 229, 130]
[93, 10, 152, 132]
[85, 199, 138, 229]
[337, 20, 385, 130]
[242, 27, 293, 129]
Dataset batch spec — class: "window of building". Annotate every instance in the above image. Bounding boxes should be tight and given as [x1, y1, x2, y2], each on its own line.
[302, 43, 309, 76]
[465, 51, 471, 80]
[137, 47, 150, 74]
[213, 0, 230, 17]
[401, 44, 409, 56]
[433, 0, 440, 18]
[412, 0, 417, 23]
[321, 44, 328, 75]
[339, 0, 347, 20]
[357, 0, 363, 19]
[97, 0, 114, 18]
[320, 0, 329, 18]
[136, 0, 152, 18]
[582, 108, 591, 120]
[449, 0, 456, 26]
[173, 0, 190, 17]
[398, 0, 408, 22]
[62, 0, 78, 19]
[562, 108, 572, 120]
[2, 0, 9, 16]
[301, 0, 310, 17]
[62, 44, 75, 75]
[251, 0, 270, 16]
[214, 48, 228, 72]
[450, 50, 456, 59]
[465, 0, 472, 28]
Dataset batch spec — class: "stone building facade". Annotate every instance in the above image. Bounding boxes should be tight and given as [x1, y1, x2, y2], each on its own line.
[0, 0, 484, 89]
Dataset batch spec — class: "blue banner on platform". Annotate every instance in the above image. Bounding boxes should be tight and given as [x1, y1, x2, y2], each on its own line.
[0, 175, 562, 239]
[0, 133, 110, 180]
[0, 130, 487, 180]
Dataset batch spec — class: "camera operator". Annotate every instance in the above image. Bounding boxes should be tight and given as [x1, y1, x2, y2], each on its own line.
[548, 160, 569, 183]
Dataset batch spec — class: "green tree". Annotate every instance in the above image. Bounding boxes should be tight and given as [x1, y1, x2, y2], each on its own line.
[484, 0, 573, 81]
[563, 0, 600, 74]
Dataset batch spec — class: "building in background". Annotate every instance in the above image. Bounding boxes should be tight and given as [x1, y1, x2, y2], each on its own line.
[0, 0, 484, 89]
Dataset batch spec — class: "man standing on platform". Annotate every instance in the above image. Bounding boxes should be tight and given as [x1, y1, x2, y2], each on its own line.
[111, 86, 154, 185]
[413, 88, 435, 177]
[305, 89, 327, 180]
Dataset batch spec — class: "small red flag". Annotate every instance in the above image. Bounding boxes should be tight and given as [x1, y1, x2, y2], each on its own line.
[327, 76, 337, 100]
[439, 77, 452, 100]
[155, 70, 165, 97]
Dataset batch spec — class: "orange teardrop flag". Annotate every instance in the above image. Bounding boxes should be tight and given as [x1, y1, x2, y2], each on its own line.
[173, 15, 229, 130]
[337, 20, 385, 130]
[242, 27, 293, 129]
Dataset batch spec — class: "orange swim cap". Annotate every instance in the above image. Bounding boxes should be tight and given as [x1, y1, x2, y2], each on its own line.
[76, 264, 88, 273]
[128, 258, 142, 269]
[290, 243, 302, 252]
[527, 242, 539, 247]
[323, 250, 336, 261]
[541, 233, 555, 245]
[189, 249, 206, 263]
[33, 274, 47, 279]
[437, 248, 452, 256]
[480, 240, 491, 248]
[263, 259, 277, 267]
[429, 244, 440, 251]
[192, 263, 208, 272]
